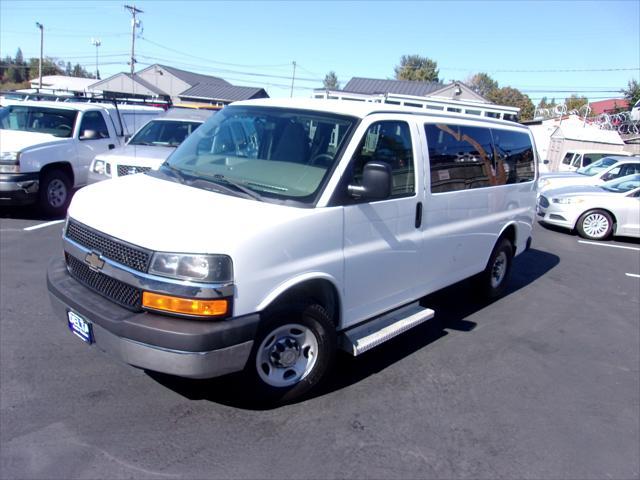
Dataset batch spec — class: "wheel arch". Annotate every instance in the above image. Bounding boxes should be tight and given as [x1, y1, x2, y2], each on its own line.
[256, 274, 341, 329]
[497, 222, 518, 252]
[40, 162, 75, 186]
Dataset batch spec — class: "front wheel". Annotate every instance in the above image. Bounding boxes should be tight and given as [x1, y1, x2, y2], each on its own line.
[247, 303, 336, 405]
[39, 169, 71, 217]
[479, 238, 513, 299]
[576, 209, 613, 240]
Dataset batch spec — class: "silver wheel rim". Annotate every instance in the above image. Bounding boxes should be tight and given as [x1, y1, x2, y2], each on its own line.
[582, 213, 609, 239]
[256, 323, 319, 388]
[47, 179, 67, 208]
[491, 251, 508, 289]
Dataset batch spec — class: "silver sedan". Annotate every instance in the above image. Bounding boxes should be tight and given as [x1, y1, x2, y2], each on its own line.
[537, 174, 640, 240]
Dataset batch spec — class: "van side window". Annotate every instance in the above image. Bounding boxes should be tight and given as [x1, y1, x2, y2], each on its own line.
[492, 130, 535, 183]
[79, 111, 109, 139]
[351, 121, 415, 198]
[425, 124, 493, 193]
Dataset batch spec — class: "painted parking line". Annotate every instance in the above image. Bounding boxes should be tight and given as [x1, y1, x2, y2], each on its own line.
[577, 240, 640, 252]
[23, 220, 65, 232]
[626, 273, 640, 279]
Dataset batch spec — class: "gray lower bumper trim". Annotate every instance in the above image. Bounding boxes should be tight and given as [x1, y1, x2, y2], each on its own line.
[93, 322, 253, 379]
[50, 292, 253, 379]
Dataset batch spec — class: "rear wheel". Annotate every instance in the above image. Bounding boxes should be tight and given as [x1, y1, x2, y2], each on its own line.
[39, 169, 71, 217]
[479, 238, 514, 299]
[247, 303, 336, 405]
[577, 209, 613, 240]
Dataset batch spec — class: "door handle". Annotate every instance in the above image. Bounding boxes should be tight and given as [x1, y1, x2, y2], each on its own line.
[108, 144, 115, 150]
[415, 202, 423, 228]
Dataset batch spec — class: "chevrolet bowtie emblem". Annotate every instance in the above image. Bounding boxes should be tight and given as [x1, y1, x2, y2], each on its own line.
[85, 252, 105, 272]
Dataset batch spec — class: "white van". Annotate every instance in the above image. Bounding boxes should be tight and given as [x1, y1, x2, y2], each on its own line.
[47, 99, 538, 403]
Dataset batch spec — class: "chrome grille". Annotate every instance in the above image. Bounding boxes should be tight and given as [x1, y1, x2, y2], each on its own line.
[66, 220, 151, 272]
[65, 253, 142, 310]
[538, 195, 549, 208]
[117, 165, 152, 177]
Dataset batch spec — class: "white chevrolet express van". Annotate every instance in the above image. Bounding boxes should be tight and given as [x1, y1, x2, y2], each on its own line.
[47, 99, 537, 403]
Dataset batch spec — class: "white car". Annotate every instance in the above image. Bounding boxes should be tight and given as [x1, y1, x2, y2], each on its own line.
[537, 174, 640, 240]
[88, 108, 214, 183]
[538, 156, 640, 193]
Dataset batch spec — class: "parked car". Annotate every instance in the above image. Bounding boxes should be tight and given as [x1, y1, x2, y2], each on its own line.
[538, 156, 640, 194]
[47, 98, 538, 404]
[0, 101, 162, 215]
[88, 108, 214, 183]
[631, 99, 640, 122]
[537, 174, 640, 240]
[557, 149, 633, 172]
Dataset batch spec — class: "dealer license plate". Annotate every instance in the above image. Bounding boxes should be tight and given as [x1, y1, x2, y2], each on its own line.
[67, 310, 93, 344]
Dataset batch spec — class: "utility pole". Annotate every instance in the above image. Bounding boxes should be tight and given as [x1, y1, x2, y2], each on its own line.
[124, 4, 143, 76]
[35, 22, 43, 91]
[290, 61, 296, 98]
[91, 38, 101, 79]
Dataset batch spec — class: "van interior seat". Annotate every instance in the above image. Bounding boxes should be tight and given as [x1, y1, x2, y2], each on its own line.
[272, 122, 310, 164]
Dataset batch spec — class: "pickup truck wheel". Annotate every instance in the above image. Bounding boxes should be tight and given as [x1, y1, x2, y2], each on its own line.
[39, 170, 71, 217]
[479, 238, 513, 299]
[248, 303, 336, 404]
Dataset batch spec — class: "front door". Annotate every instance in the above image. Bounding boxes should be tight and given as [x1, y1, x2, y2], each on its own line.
[341, 118, 423, 327]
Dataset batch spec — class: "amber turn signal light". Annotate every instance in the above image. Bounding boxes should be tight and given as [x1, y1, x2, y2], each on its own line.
[142, 292, 228, 317]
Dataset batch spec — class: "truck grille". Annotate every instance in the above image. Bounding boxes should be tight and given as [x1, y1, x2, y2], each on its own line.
[65, 253, 142, 310]
[117, 165, 152, 177]
[66, 220, 151, 273]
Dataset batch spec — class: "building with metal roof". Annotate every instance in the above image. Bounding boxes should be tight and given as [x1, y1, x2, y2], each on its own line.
[88, 64, 268, 107]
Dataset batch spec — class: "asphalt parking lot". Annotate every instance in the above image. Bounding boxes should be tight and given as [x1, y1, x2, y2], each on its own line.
[1, 206, 639, 479]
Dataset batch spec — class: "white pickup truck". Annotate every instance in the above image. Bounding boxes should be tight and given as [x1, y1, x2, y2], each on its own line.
[0, 101, 162, 215]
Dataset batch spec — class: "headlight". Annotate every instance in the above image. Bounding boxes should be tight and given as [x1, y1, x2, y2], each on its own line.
[0, 151, 20, 173]
[0, 151, 20, 163]
[552, 197, 583, 204]
[149, 253, 233, 283]
[91, 159, 110, 176]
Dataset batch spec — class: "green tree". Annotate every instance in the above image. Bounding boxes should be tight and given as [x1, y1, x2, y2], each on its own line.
[467, 72, 498, 97]
[65, 62, 72, 76]
[537, 96, 557, 109]
[565, 94, 588, 112]
[394, 54, 440, 82]
[7, 48, 26, 83]
[28, 57, 64, 80]
[323, 71, 340, 90]
[70, 63, 92, 78]
[621, 79, 640, 107]
[486, 87, 535, 121]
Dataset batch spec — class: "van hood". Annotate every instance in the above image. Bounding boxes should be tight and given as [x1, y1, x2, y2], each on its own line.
[94, 144, 174, 167]
[68, 172, 313, 255]
[0, 129, 67, 152]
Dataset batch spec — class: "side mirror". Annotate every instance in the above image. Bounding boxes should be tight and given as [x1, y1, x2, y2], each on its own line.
[80, 129, 98, 140]
[348, 161, 392, 200]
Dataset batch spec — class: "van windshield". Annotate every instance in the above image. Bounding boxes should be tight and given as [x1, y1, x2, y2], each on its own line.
[163, 106, 356, 204]
[0, 105, 78, 138]
[576, 157, 618, 176]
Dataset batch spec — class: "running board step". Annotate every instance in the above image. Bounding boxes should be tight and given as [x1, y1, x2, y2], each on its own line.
[340, 302, 435, 356]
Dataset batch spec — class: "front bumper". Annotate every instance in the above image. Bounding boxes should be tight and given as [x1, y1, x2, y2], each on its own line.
[47, 257, 259, 379]
[536, 199, 579, 230]
[0, 172, 39, 205]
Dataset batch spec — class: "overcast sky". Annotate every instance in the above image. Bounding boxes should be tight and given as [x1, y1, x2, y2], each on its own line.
[1, 0, 638, 101]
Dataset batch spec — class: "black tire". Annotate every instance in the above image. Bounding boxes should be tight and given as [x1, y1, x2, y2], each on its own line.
[576, 209, 613, 240]
[246, 303, 336, 405]
[479, 238, 514, 299]
[39, 169, 71, 217]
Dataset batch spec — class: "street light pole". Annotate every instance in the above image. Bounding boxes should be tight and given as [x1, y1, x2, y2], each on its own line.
[91, 38, 101, 79]
[124, 4, 143, 76]
[36, 22, 43, 91]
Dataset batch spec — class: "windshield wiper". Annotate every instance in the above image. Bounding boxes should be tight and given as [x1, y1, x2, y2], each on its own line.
[189, 172, 262, 201]
[210, 174, 262, 201]
[158, 163, 185, 184]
